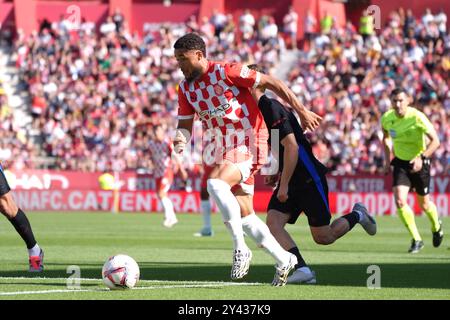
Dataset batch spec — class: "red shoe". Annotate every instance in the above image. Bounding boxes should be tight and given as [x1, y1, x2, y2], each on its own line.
[29, 249, 44, 272]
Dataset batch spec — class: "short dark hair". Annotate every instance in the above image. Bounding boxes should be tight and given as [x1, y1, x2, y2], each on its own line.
[174, 33, 206, 57]
[390, 87, 408, 97]
[247, 64, 264, 73]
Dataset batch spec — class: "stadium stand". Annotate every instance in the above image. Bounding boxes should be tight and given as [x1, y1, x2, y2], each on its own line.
[0, 2, 448, 176]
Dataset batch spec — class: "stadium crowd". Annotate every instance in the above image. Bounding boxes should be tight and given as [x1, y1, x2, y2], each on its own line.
[1, 7, 449, 175]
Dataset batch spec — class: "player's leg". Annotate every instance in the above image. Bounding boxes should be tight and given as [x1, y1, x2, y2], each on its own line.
[306, 176, 376, 245]
[392, 162, 423, 252]
[266, 209, 315, 285]
[417, 194, 443, 247]
[194, 166, 213, 237]
[395, 185, 423, 252]
[0, 168, 44, 272]
[206, 161, 250, 279]
[157, 171, 177, 228]
[235, 186, 296, 286]
[412, 162, 443, 247]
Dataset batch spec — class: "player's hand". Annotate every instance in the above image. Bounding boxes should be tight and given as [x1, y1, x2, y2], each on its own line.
[383, 164, 391, 175]
[299, 109, 322, 132]
[277, 185, 289, 203]
[264, 174, 279, 188]
[409, 157, 423, 173]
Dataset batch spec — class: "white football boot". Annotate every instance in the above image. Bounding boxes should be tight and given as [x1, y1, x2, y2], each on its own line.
[272, 254, 298, 286]
[287, 267, 317, 284]
[231, 249, 252, 280]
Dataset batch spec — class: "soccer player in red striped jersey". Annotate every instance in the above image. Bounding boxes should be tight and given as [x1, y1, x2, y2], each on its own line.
[149, 124, 188, 228]
[172, 33, 321, 284]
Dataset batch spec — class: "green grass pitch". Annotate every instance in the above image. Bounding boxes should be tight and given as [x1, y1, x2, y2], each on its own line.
[0, 212, 449, 300]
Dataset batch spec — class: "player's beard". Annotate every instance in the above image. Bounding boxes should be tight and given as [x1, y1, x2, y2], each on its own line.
[186, 68, 202, 83]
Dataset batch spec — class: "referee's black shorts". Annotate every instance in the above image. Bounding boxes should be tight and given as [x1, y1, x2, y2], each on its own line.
[268, 175, 331, 227]
[391, 157, 431, 196]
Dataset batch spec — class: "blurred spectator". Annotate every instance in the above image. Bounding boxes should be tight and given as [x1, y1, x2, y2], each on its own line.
[283, 6, 298, 49]
[304, 10, 317, 49]
[359, 10, 374, 41]
[239, 9, 255, 41]
[320, 11, 333, 35]
[210, 9, 227, 40]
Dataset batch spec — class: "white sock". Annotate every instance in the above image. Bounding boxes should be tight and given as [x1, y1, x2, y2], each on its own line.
[161, 197, 176, 221]
[207, 179, 247, 251]
[28, 244, 41, 257]
[241, 213, 291, 266]
[201, 200, 212, 231]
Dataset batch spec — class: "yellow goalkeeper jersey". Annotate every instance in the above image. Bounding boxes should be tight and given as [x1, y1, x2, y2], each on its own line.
[381, 107, 435, 161]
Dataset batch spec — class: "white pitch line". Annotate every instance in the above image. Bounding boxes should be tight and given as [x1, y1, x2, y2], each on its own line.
[0, 276, 263, 285]
[0, 282, 263, 296]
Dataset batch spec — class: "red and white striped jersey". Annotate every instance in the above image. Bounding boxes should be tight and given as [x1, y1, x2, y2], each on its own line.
[148, 139, 173, 178]
[177, 61, 268, 165]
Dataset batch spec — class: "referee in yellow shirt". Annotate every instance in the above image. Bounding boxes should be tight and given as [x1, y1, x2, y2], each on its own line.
[381, 88, 443, 253]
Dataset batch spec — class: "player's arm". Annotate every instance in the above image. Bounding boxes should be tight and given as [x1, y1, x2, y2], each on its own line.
[409, 126, 440, 173]
[410, 113, 441, 172]
[226, 63, 320, 131]
[174, 118, 194, 154]
[257, 74, 322, 132]
[278, 133, 298, 202]
[422, 125, 440, 159]
[174, 85, 195, 154]
[381, 129, 392, 175]
[171, 145, 189, 181]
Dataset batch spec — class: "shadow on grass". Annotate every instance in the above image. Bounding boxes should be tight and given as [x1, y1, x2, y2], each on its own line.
[1, 262, 449, 290]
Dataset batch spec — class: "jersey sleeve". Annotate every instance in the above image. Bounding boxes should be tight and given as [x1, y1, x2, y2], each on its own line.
[224, 63, 261, 89]
[416, 111, 435, 134]
[177, 84, 195, 120]
[277, 113, 295, 142]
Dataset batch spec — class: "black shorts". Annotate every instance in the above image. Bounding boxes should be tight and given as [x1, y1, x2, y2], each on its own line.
[0, 164, 11, 196]
[392, 157, 431, 196]
[268, 175, 331, 227]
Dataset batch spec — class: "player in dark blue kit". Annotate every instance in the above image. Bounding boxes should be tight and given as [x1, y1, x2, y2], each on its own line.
[248, 65, 377, 284]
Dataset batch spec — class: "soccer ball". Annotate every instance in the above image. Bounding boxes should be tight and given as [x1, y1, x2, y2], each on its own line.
[102, 254, 140, 290]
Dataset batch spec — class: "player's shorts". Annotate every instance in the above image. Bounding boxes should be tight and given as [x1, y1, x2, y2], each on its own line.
[391, 157, 431, 196]
[201, 133, 267, 196]
[200, 163, 256, 195]
[268, 174, 331, 227]
[0, 164, 11, 196]
[155, 169, 174, 193]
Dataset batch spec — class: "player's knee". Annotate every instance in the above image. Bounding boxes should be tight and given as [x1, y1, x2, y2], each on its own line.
[395, 198, 407, 208]
[419, 201, 429, 211]
[0, 195, 18, 218]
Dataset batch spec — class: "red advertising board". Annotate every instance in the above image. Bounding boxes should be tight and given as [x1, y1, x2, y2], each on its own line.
[4, 170, 450, 215]
[5, 170, 450, 193]
[10, 190, 449, 216]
